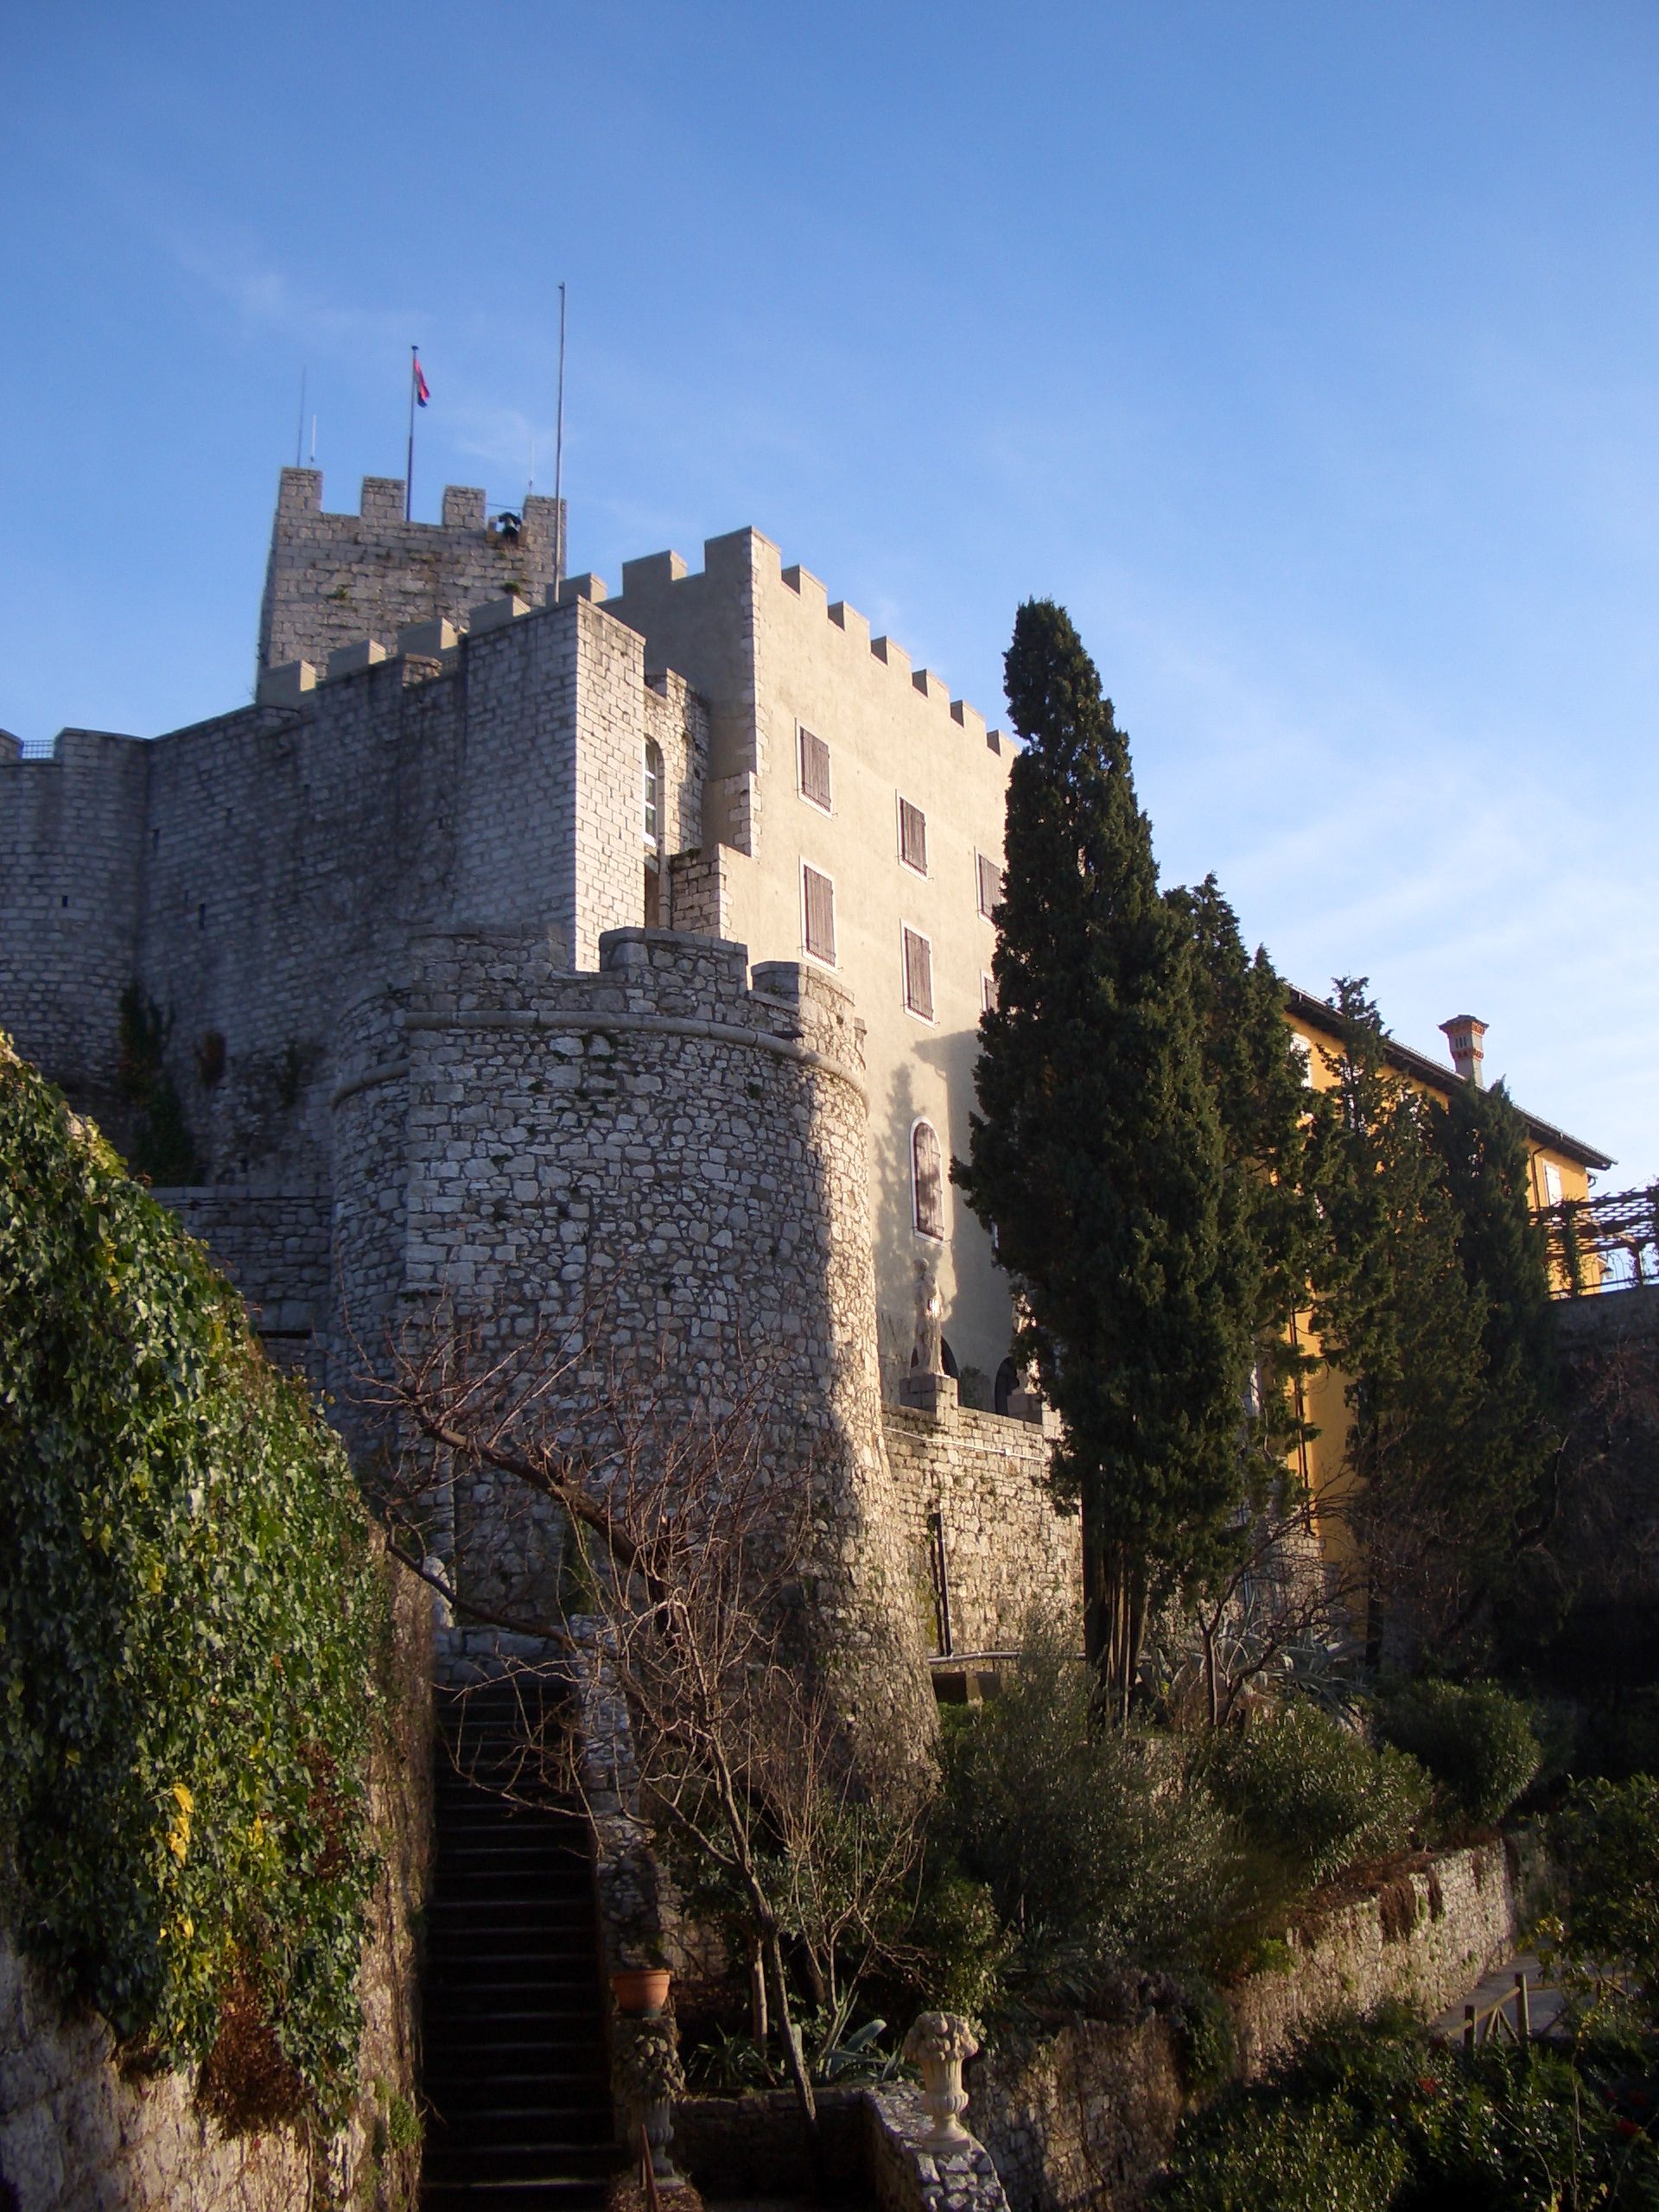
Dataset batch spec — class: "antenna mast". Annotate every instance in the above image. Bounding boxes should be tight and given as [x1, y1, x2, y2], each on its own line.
[553, 283, 567, 594]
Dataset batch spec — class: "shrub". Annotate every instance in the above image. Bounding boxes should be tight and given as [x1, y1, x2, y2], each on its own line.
[1554, 1776, 1659, 2012]
[907, 1864, 1010, 2020]
[1205, 1704, 1430, 1887]
[0, 1039, 382, 2124]
[942, 1613, 1249, 1992]
[1373, 1678, 1541, 1830]
[1157, 2096, 1406, 2212]
[1156, 2009, 1659, 2211]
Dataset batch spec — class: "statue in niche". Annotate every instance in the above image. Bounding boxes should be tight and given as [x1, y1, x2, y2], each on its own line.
[912, 1261, 944, 1377]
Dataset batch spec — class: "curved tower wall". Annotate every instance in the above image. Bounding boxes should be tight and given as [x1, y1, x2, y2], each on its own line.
[333, 925, 936, 1732]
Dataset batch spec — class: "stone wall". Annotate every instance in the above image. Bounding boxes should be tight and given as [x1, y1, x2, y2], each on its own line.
[880, 1405, 1073, 1657]
[967, 1838, 1530, 2212]
[0, 1551, 432, 2212]
[0, 729, 148, 1128]
[336, 925, 938, 1731]
[0, 588, 681, 1211]
[257, 467, 563, 673]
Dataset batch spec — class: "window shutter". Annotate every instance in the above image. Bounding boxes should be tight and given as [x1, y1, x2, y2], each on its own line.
[912, 1121, 944, 1239]
[976, 852, 1004, 918]
[899, 797, 928, 874]
[804, 866, 836, 963]
[799, 728, 832, 810]
[903, 927, 934, 1021]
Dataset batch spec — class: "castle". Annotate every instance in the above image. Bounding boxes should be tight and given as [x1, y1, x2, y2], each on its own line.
[0, 470, 1071, 1705]
[0, 469, 1613, 1702]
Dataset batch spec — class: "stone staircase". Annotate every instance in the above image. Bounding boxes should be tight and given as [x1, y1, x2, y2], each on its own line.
[421, 1678, 617, 2210]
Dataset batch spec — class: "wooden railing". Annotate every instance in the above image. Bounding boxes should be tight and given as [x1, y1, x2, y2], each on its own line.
[1465, 1969, 1534, 2050]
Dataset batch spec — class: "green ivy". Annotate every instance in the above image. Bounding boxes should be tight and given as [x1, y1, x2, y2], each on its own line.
[0, 1034, 382, 2125]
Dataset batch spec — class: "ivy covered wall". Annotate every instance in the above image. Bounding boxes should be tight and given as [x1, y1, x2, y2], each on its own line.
[0, 1033, 426, 2203]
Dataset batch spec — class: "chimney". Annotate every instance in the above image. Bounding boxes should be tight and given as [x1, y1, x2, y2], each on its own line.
[1440, 1014, 1488, 1087]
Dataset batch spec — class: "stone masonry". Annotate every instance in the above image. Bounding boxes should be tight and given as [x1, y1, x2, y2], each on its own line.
[0, 470, 1064, 1731]
[257, 467, 563, 674]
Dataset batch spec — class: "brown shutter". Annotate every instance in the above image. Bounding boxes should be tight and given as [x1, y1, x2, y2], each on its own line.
[804, 866, 836, 963]
[912, 1121, 944, 1238]
[899, 797, 928, 874]
[799, 728, 832, 810]
[903, 927, 934, 1020]
[976, 852, 1004, 918]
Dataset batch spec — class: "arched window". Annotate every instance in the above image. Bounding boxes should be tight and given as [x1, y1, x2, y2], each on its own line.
[995, 1357, 1020, 1417]
[642, 739, 664, 852]
[912, 1120, 944, 1240]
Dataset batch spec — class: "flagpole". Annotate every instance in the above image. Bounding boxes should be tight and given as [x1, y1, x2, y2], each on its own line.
[406, 346, 419, 522]
[553, 283, 566, 594]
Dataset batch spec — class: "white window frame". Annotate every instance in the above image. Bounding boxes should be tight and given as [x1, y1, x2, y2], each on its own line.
[802, 861, 837, 969]
[643, 737, 664, 854]
[910, 1116, 945, 1242]
[901, 924, 935, 1024]
[897, 793, 928, 877]
[1542, 1160, 1564, 1206]
[981, 971, 997, 1015]
[798, 724, 833, 815]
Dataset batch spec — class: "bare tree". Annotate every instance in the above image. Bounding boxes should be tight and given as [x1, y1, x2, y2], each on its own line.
[359, 1307, 932, 2131]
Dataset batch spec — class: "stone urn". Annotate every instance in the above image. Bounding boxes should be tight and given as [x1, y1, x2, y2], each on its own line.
[903, 2011, 981, 2151]
[613, 2014, 685, 2182]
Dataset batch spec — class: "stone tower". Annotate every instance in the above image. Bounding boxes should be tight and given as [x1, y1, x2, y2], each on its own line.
[256, 467, 564, 675]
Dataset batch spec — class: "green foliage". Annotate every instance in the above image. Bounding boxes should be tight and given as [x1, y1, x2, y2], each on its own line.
[907, 1863, 1011, 2020]
[941, 1615, 1249, 1990]
[116, 983, 199, 1184]
[1158, 2096, 1406, 2212]
[0, 1036, 382, 2124]
[1373, 1678, 1541, 1830]
[956, 602, 1259, 1711]
[1305, 981, 1489, 1647]
[1166, 874, 1318, 1508]
[1204, 1706, 1429, 1887]
[1554, 1777, 1659, 2011]
[1157, 2009, 1659, 2211]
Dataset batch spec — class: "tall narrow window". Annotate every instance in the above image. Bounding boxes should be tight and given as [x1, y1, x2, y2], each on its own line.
[803, 865, 836, 964]
[903, 927, 934, 1021]
[976, 852, 1004, 919]
[912, 1120, 944, 1240]
[981, 971, 997, 1014]
[1542, 1160, 1563, 1206]
[898, 796, 928, 874]
[799, 726, 832, 812]
[643, 739, 664, 852]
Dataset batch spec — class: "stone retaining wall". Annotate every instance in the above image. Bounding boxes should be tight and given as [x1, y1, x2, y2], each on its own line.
[969, 1837, 1533, 2212]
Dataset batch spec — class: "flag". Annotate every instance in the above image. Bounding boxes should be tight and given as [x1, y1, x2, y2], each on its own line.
[413, 356, 430, 408]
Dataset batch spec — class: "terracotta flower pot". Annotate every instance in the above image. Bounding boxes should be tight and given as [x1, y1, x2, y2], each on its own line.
[611, 1967, 671, 2017]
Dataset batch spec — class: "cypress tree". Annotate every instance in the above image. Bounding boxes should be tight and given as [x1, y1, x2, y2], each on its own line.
[1431, 1076, 1563, 1633]
[956, 602, 1250, 1715]
[1304, 982, 1487, 1650]
[1167, 877, 1319, 1573]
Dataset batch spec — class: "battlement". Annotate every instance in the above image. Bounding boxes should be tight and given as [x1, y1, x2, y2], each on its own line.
[254, 589, 552, 707]
[257, 466, 563, 677]
[604, 527, 1007, 755]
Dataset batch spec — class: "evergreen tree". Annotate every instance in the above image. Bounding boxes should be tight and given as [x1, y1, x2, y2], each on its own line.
[1166, 875, 1319, 1555]
[1431, 1075, 1563, 1628]
[1304, 982, 1487, 1650]
[955, 602, 1252, 1715]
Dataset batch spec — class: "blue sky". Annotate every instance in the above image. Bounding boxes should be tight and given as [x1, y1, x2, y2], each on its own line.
[3, 2, 1655, 1182]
